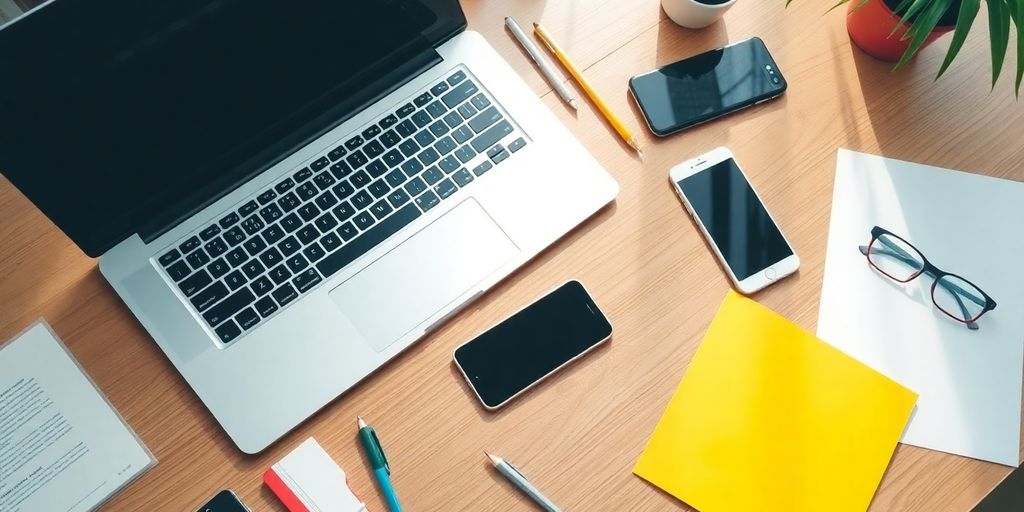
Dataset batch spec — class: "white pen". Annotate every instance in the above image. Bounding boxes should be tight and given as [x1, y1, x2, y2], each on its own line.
[486, 452, 562, 512]
[504, 16, 578, 110]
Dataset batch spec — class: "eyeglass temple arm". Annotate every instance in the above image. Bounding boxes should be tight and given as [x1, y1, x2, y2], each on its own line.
[858, 244, 983, 329]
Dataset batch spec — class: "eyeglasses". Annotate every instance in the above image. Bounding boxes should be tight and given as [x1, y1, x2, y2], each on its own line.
[858, 226, 997, 330]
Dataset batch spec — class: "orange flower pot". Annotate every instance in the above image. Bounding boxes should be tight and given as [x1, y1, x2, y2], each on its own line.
[846, 0, 955, 62]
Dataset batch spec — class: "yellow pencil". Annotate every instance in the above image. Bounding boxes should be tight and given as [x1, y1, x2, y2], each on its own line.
[533, 22, 642, 155]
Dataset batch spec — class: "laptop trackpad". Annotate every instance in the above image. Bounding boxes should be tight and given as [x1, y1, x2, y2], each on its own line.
[328, 199, 518, 352]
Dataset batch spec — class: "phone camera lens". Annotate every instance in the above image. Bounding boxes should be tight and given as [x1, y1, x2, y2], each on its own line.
[765, 64, 772, 71]
[771, 76, 781, 84]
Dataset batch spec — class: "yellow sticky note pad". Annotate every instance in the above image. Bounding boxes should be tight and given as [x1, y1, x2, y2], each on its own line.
[634, 291, 917, 512]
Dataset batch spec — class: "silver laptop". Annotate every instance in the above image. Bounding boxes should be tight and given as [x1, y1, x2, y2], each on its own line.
[0, 0, 617, 453]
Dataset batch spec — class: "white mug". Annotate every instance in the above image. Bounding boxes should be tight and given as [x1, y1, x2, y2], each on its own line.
[662, 0, 738, 29]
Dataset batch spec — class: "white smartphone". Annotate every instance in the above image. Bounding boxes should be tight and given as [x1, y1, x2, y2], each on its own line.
[669, 147, 799, 294]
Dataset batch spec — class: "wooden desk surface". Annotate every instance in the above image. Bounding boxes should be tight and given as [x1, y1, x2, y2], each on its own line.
[2, 1, 1022, 510]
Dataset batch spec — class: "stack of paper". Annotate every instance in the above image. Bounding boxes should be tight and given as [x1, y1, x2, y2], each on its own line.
[634, 291, 917, 512]
[818, 149, 1024, 466]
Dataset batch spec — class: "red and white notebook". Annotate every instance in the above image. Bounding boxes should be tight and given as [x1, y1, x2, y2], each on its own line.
[264, 438, 368, 512]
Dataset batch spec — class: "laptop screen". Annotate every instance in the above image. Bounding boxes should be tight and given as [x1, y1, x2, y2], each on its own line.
[0, 0, 464, 257]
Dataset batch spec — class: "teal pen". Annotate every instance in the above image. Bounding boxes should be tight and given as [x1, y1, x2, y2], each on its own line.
[357, 416, 402, 512]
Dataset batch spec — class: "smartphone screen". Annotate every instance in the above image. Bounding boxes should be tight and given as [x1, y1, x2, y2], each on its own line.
[629, 37, 785, 135]
[454, 281, 612, 409]
[198, 490, 249, 512]
[676, 158, 793, 281]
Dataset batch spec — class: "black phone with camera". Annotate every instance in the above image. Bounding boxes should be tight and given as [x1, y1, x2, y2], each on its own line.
[453, 280, 612, 410]
[628, 37, 786, 136]
[197, 490, 249, 512]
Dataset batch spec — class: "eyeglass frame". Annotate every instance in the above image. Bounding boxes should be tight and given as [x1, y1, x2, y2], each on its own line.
[858, 226, 997, 330]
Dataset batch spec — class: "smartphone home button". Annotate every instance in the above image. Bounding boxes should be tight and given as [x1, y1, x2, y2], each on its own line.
[764, 267, 778, 281]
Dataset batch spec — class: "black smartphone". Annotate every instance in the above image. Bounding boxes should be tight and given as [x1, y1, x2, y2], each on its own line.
[453, 280, 612, 410]
[628, 37, 786, 136]
[197, 490, 249, 512]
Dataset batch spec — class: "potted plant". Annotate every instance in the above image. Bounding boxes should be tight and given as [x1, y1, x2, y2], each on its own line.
[788, 0, 1024, 95]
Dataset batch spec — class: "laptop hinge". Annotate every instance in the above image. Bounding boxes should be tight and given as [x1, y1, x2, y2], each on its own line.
[138, 46, 443, 246]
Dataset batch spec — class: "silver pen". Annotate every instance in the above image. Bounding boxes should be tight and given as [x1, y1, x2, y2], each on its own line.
[504, 16, 578, 110]
[486, 452, 562, 512]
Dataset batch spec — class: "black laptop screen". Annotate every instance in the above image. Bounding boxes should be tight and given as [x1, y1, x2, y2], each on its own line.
[0, 0, 464, 256]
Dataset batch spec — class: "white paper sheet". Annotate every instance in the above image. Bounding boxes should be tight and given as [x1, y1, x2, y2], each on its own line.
[818, 149, 1024, 466]
[0, 320, 155, 511]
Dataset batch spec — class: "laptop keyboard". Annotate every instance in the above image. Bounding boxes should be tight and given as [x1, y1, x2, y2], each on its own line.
[154, 68, 528, 345]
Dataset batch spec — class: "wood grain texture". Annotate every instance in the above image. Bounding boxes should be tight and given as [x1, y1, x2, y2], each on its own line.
[1, 0, 1022, 510]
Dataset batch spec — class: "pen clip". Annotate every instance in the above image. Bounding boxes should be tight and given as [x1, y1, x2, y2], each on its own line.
[370, 429, 390, 474]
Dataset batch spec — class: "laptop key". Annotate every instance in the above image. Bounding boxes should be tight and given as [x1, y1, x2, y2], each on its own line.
[313, 171, 335, 190]
[350, 170, 371, 188]
[468, 107, 502, 134]
[366, 159, 388, 178]
[364, 140, 384, 159]
[452, 125, 473, 144]
[362, 125, 382, 140]
[297, 225, 319, 245]
[413, 92, 433, 107]
[186, 248, 210, 269]
[293, 268, 322, 293]
[470, 93, 491, 110]
[208, 258, 230, 279]
[224, 270, 246, 291]
[166, 260, 192, 281]
[238, 200, 259, 217]
[310, 157, 330, 172]
[442, 80, 479, 108]
[443, 111, 463, 129]
[472, 161, 493, 177]
[257, 189, 277, 205]
[345, 135, 364, 150]
[315, 213, 338, 232]
[423, 166, 444, 185]
[453, 168, 474, 187]
[315, 190, 338, 210]
[411, 110, 432, 128]
[388, 189, 410, 208]
[293, 167, 313, 183]
[259, 247, 283, 267]
[396, 103, 415, 118]
[278, 192, 301, 212]
[235, 307, 261, 331]
[471, 120, 513, 153]
[320, 232, 342, 252]
[241, 259, 265, 279]
[354, 212, 375, 230]
[330, 161, 353, 179]
[370, 200, 393, 220]
[379, 114, 398, 129]
[278, 236, 301, 257]
[251, 276, 274, 297]
[269, 265, 292, 284]
[435, 178, 457, 199]
[457, 103, 477, 120]
[434, 136, 456, 156]
[244, 236, 267, 256]
[241, 215, 265, 236]
[454, 145, 476, 163]
[203, 288, 256, 326]
[346, 150, 368, 170]
[426, 100, 446, 119]
[508, 137, 527, 153]
[333, 201, 355, 221]
[401, 158, 424, 178]
[219, 212, 240, 229]
[418, 147, 440, 166]
[272, 283, 299, 306]
[369, 179, 390, 199]
[327, 145, 347, 162]
[263, 224, 285, 245]
[159, 249, 181, 266]
[381, 130, 402, 149]
[286, 254, 309, 273]
[303, 242, 325, 262]
[298, 204, 320, 222]
[317, 203, 422, 278]
[430, 81, 450, 96]
[415, 191, 440, 212]
[438, 155, 460, 174]
[215, 320, 242, 343]
[428, 120, 448, 137]
[337, 222, 358, 241]
[226, 248, 248, 267]
[447, 69, 466, 85]
[260, 204, 283, 223]
[414, 130, 434, 147]
[281, 213, 302, 233]
[297, 182, 318, 200]
[382, 149, 403, 168]
[398, 139, 420, 159]
[332, 180, 355, 200]
[191, 281, 228, 312]
[352, 190, 374, 210]
[274, 178, 295, 194]
[404, 177, 427, 196]
[254, 296, 278, 317]
[204, 237, 228, 258]
[385, 169, 406, 188]
[486, 144, 505, 158]
[491, 149, 510, 165]
[396, 119, 417, 137]
[223, 226, 246, 246]
[199, 224, 220, 241]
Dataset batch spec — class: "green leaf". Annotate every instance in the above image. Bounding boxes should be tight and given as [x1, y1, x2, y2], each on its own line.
[894, 0, 953, 69]
[936, 0, 981, 78]
[826, 0, 855, 14]
[891, 0, 936, 38]
[1011, 0, 1024, 95]
[986, 0, 1012, 88]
